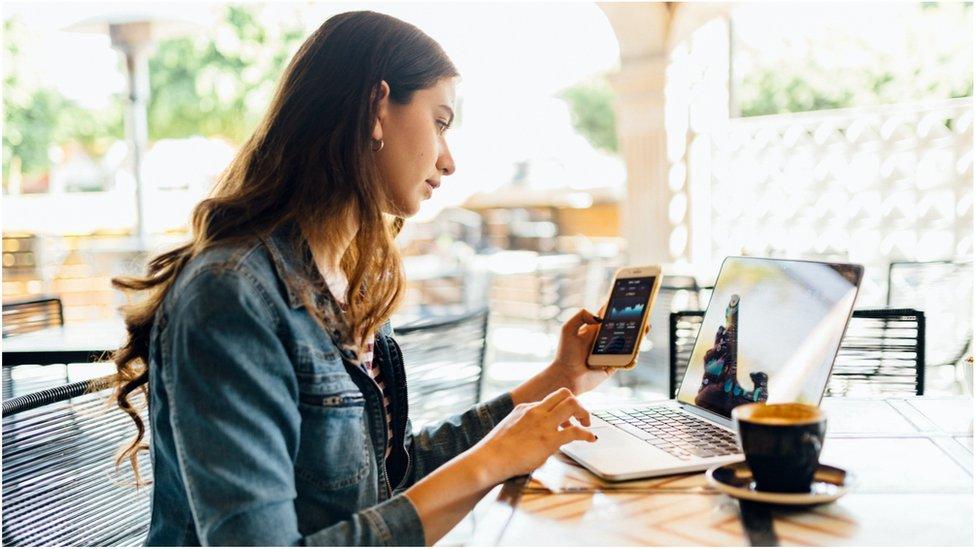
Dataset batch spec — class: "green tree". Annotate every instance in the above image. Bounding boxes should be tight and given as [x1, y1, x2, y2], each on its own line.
[3, 18, 123, 187]
[147, 5, 306, 143]
[559, 78, 618, 153]
[3, 4, 306, 191]
[735, 3, 972, 117]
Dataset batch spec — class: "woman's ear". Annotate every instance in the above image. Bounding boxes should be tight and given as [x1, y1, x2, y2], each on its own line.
[372, 80, 391, 142]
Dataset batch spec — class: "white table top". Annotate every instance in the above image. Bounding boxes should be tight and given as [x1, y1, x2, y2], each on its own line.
[2, 320, 127, 357]
[470, 396, 974, 547]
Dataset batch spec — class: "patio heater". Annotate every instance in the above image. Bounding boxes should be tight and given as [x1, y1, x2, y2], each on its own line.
[64, 10, 210, 250]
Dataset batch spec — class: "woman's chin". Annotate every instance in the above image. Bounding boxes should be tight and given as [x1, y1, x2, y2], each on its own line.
[389, 200, 421, 218]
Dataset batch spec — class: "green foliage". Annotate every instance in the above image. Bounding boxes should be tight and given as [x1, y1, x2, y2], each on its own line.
[559, 78, 618, 153]
[147, 5, 305, 142]
[739, 71, 855, 117]
[735, 3, 972, 117]
[3, 18, 123, 184]
[2, 5, 305, 188]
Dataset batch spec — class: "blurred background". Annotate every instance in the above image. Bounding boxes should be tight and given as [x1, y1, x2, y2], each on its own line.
[3, 2, 973, 402]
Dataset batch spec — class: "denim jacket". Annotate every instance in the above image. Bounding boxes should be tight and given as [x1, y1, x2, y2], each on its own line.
[145, 225, 514, 546]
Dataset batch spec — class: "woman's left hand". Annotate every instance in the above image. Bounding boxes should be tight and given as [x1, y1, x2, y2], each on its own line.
[545, 308, 613, 394]
[510, 308, 651, 406]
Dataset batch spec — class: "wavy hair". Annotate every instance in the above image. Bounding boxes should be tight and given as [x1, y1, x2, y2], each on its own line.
[110, 11, 458, 484]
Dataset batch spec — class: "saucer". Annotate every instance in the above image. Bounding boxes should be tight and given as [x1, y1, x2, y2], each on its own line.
[706, 461, 854, 506]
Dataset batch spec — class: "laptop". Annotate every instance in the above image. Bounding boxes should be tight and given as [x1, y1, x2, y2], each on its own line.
[561, 256, 864, 481]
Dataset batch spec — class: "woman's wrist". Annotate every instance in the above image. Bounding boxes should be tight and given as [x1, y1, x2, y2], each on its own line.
[509, 364, 571, 406]
[462, 442, 508, 488]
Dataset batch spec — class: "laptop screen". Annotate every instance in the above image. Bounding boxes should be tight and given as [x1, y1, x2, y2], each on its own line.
[675, 257, 863, 419]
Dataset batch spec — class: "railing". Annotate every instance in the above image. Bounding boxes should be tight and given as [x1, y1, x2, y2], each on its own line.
[697, 98, 973, 303]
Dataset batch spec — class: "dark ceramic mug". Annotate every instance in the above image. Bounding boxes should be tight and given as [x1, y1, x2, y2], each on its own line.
[732, 402, 826, 493]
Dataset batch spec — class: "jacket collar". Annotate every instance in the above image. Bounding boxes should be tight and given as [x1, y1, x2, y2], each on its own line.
[261, 222, 316, 310]
[260, 221, 394, 337]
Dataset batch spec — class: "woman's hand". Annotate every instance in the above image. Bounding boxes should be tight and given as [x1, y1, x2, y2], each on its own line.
[510, 308, 652, 406]
[509, 308, 614, 406]
[472, 388, 597, 482]
[547, 308, 613, 394]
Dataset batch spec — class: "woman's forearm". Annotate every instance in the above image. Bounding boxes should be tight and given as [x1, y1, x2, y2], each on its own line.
[509, 365, 565, 406]
[403, 447, 498, 545]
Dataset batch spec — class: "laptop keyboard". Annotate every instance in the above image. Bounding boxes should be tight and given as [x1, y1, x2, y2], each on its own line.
[593, 407, 741, 461]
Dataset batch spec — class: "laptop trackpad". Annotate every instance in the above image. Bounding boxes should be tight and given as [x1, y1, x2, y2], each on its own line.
[561, 425, 678, 478]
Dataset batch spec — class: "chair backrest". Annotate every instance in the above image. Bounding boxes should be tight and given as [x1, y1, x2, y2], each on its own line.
[887, 260, 972, 367]
[828, 308, 925, 397]
[394, 308, 489, 428]
[2, 295, 64, 338]
[487, 255, 587, 331]
[2, 376, 151, 546]
[622, 276, 705, 390]
[668, 308, 926, 399]
[668, 310, 706, 398]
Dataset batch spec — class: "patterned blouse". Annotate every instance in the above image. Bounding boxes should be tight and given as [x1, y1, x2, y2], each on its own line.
[323, 270, 394, 460]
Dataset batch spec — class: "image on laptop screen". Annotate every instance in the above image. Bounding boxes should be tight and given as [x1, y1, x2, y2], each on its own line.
[676, 257, 862, 418]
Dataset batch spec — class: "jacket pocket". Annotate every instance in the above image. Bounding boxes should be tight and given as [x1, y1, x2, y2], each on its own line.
[293, 346, 371, 491]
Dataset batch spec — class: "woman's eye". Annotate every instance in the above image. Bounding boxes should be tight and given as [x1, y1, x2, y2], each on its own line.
[436, 120, 450, 134]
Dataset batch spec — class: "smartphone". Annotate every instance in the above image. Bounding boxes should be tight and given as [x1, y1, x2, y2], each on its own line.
[586, 265, 662, 369]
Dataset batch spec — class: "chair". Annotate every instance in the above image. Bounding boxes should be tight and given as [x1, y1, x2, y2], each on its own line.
[886, 260, 972, 369]
[1, 376, 152, 546]
[488, 255, 588, 332]
[668, 310, 706, 398]
[2, 295, 64, 338]
[621, 276, 706, 393]
[827, 309, 926, 397]
[3, 295, 69, 400]
[668, 308, 926, 399]
[394, 308, 489, 429]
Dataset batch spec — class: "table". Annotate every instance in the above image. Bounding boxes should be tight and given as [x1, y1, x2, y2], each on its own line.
[470, 397, 974, 546]
[1, 320, 127, 367]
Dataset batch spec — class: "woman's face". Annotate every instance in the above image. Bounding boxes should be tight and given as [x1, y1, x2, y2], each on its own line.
[372, 77, 457, 217]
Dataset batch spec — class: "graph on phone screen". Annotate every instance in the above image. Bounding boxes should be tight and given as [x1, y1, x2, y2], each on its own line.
[592, 277, 655, 355]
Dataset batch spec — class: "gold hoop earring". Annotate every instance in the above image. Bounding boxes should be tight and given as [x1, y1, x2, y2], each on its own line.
[371, 139, 384, 152]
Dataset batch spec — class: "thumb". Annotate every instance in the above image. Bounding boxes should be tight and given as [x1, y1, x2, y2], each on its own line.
[562, 308, 602, 336]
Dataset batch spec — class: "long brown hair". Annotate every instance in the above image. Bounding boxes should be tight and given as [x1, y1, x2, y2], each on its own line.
[110, 11, 458, 484]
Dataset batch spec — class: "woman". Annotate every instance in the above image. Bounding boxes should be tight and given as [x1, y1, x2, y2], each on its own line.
[112, 11, 612, 546]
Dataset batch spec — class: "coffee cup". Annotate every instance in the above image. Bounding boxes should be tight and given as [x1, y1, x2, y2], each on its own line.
[732, 402, 826, 493]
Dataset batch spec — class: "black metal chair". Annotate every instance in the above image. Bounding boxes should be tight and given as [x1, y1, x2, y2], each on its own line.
[1, 375, 152, 546]
[2, 295, 64, 338]
[668, 309, 706, 398]
[668, 308, 926, 399]
[621, 276, 707, 392]
[394, 308, 489, 429]
[3, 295, 70, 400]
[828, 309, 926, 397]
[887, 260, 972, 369]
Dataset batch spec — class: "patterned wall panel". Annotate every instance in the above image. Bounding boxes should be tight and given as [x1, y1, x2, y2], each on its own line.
[704, 99, 973, 304]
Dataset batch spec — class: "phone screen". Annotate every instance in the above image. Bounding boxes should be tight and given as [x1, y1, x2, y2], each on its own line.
[591, 276, 656, 355]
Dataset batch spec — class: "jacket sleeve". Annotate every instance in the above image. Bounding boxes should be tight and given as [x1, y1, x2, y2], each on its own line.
[401, 391, 514, 487]
[161, 267, 425, 546]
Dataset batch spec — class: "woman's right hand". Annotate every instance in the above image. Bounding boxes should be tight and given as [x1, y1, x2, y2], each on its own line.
[472, 388, 597, 483]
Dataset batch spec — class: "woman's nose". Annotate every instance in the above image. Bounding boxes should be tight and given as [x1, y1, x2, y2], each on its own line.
[438, 147, 456, 176]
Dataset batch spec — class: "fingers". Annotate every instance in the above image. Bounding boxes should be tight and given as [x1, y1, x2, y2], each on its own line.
[550, 394, 591, 427]
[539, 387, 573, 411]
[559, 425, 597, 444]
[562, 308, 602, 337]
